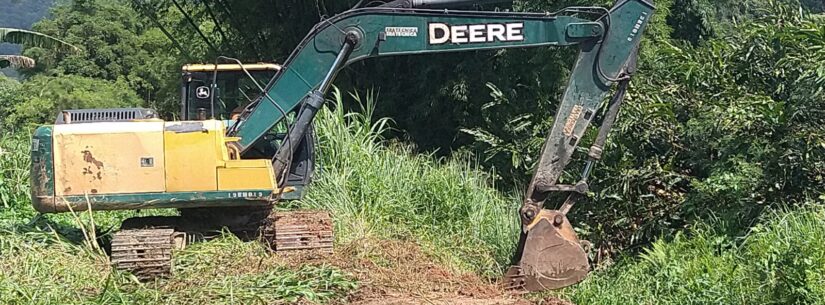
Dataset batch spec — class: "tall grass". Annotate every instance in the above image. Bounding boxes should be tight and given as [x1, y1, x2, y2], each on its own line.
[302, 88, 521, 276]
[562, 203, 825, 305]
[0, 132, 36, 227]
[0, 132, 30, 207]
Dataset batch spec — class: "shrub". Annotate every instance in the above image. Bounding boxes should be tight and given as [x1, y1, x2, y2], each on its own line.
[0, 132, 32, 228]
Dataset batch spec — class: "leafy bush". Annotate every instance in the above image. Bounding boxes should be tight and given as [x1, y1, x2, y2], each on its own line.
[566, 4, 825, 254]
[562, 204, 825, 305]
[0, 75, 23, 127]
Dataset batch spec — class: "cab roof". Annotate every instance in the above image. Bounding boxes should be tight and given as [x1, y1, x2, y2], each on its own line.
[182, 63, 282, 72]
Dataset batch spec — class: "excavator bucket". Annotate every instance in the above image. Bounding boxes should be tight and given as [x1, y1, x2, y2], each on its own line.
[505, 209, 589, 291]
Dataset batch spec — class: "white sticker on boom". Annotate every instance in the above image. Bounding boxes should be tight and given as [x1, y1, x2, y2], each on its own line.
[385, 27, 419, 37]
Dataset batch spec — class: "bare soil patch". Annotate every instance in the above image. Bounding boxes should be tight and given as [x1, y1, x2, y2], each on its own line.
[280, 238, 575, 305]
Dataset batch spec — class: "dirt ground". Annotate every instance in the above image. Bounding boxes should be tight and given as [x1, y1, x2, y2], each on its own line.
[280, 239, 574, 305]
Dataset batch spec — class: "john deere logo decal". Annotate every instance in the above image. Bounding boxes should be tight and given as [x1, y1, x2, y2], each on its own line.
[428, 22, 524, 45]
[195, 86, 210, 99]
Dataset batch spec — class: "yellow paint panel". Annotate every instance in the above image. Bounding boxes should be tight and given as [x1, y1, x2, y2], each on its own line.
[53, 122, 166, 196]
[217, 160, 276, 190]
[163, 121, 223, 192]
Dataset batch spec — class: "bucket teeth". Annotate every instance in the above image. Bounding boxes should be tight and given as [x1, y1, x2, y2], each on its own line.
[507, 210, 590, 291]
[504, 266, 528, 290]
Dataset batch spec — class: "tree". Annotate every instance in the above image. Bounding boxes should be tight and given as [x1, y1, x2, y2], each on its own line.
[2, 74, 142, 129]
[24, 0, 184, 116]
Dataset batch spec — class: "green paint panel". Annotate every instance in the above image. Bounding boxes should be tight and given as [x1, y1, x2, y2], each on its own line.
[232, 0, 654, 196]
[35, 188, 304, 213]
[30, 126, 54, 198]
[234, 9, 607, 149]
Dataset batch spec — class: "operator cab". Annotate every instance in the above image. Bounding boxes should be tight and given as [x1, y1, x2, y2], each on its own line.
[181, 62, 315, 188]
[181, 63, 280, 120]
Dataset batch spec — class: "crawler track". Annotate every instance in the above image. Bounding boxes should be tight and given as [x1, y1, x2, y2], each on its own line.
[110, 228, 178, 279]
[263, 211, 334, 252]
[109, 209, 334, 279]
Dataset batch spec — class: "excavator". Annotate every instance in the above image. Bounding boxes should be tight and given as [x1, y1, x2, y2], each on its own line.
[29, 0, 654, 291]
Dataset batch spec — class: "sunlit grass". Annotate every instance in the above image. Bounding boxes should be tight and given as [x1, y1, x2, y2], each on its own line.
[302, 88, 520, 276]
[558, 204, 825, 305]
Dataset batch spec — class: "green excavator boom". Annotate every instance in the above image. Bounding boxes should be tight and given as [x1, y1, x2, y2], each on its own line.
[224, 0, 654, 291]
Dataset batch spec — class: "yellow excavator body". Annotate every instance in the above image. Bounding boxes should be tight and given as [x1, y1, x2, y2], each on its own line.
[39, 119, 280, 211]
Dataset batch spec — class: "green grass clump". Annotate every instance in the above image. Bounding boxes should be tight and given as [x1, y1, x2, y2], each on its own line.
[0, 228, 357, 305]
[302, 89, 520, 276]
[0, 132, 35, 226]
[561, 204, 825, 305]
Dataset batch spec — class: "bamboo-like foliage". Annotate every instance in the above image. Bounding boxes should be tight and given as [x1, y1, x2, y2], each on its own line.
[0, 55, 36, 69]
[0, 28, 79, 53]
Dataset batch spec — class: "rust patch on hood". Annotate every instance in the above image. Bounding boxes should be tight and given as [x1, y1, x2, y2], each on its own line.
[81, 150, 104, 169]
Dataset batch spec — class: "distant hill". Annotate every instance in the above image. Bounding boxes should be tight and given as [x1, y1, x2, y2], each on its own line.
[0, 0, 55, 77]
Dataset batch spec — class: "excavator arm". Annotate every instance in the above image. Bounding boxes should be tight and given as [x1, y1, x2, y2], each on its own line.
[229, 0, 654, 291]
